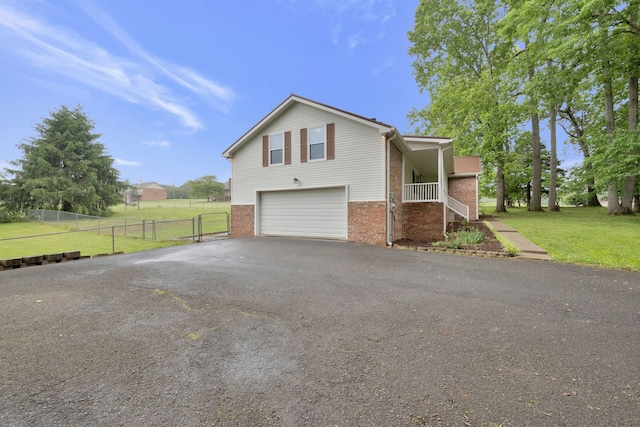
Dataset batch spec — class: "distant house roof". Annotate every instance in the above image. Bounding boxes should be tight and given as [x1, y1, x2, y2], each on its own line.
[134, 182, 167, 190]
[452, 156, 482, 176]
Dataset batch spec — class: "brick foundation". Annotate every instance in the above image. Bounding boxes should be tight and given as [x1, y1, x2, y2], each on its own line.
[402, 202, 445, 241]
[348, 201, 387, 246]
[230, 205, 255, 238]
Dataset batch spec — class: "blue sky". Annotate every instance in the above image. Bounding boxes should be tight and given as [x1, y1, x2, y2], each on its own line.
[0, 0, 430, 186]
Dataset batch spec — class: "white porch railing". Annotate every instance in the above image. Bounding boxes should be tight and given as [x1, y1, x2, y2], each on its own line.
[403, 182, 439, 202]
[447, 195, 469, 221]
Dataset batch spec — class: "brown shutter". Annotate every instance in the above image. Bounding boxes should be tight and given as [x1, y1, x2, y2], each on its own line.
[262, 135, 269, 167]
[327, 123, 335, 160]
[284, 131, 291, 165]
[300, 128, 307, 163]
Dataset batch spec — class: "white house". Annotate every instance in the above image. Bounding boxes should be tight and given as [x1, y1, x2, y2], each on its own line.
[222, 95, 480, 246]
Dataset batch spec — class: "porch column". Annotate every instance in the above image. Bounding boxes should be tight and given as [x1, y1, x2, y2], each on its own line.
[438, 146, 443, 201]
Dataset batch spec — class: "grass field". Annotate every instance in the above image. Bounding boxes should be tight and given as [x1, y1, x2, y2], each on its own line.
[0, 200, 231, 259]
[484, 205, 640, 271]
[2, 201, 639, 271]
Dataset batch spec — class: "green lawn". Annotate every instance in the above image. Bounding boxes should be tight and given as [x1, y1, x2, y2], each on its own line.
[0, 201, 231, 259]
[485, 205, 640, 271]
[2, 202, 639, 272]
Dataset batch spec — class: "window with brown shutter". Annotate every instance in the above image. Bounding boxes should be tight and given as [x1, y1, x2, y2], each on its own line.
[327, 123, 335, 160]
[262, 135, 269, 167]
[264, 133, 285, 166]
[300, 128, 307, 163]
[284, 131, 291, 165]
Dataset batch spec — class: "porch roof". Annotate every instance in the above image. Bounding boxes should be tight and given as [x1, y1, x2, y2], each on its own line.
[451, 156, 482, 177]
[396, 135, 455, 176]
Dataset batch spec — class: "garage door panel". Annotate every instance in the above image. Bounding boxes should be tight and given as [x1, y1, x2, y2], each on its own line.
[259, 187, 347, 239]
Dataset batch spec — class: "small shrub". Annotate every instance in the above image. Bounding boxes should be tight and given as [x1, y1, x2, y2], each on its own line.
[433, 225, 485, 249]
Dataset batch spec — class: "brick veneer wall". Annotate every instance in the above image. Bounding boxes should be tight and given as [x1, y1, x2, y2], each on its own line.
[389, 143, 404, 242]
[348, 201, 387, 246]
[141, 188, 167, 201]
[448, 176, 478, 220]
[230, 205, 255, 238]
[402, 202, 444, 241]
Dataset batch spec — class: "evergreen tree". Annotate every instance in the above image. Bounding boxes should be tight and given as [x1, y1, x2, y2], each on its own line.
[4, 105, 123, 216]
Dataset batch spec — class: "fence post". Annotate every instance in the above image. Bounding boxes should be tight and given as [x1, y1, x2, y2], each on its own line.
[192, 217, 195, 242]
[152, 220, 156, 240]
[142, 219, 146, 239]
[226, 212, 230, 236]
[197, 215, 202, 242]
[112, 227, 115, 254]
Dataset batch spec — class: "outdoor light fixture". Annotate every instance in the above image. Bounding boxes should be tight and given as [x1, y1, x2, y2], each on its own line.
[293, 177, 300, 183]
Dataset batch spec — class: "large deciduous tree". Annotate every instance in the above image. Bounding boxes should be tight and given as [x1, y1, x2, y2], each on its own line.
[4, 105, 123, 216]
[408, 0, 523, 212]
[187, 175, 224, 200]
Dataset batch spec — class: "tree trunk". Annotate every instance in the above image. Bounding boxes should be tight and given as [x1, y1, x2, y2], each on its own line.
[604, 64, 621, 214]
[586, 178, 601, 207]
[529, 65, 543, 211]
[560, 106, 601, 206]
[634, 195, 640, 213]
[548, 105, 559, 211]
[622, 14, 638, 214]
[495, 161, 507, 213]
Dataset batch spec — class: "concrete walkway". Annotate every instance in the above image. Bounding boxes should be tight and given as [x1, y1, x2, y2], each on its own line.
[486, 220, 552, 261]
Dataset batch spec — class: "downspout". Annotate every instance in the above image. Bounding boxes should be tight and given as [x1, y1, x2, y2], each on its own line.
[386, 129, 400, 246]
[475, 173, 480, 220]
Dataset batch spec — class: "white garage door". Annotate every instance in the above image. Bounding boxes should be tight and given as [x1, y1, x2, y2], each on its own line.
[259, 187, 347, 239]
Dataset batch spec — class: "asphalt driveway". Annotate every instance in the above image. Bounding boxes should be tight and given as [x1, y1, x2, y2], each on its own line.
[1, 238, 638, 426]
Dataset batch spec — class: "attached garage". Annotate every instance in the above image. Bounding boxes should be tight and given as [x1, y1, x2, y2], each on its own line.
[258, 187, 347, 239]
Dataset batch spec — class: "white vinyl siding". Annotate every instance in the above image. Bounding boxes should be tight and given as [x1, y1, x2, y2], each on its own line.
[259, 187, 347, 239]
[231, 102, 386, 205]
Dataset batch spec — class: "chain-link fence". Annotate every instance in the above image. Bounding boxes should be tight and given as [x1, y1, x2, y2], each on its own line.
[1, 210, 229, 260]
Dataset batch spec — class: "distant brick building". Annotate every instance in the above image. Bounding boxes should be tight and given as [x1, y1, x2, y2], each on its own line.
[123, 182, 168, 204]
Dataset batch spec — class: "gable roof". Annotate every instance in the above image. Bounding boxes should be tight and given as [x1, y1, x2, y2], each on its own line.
[222, 94, 394, 158]
[134, 182, 166, 190]
[452, 156, 482, 176]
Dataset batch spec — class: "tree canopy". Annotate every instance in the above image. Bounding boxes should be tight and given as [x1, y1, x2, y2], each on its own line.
[2, 105, 124, 216]
[187, 175, 224, 200]
[408, 0, 640, 213]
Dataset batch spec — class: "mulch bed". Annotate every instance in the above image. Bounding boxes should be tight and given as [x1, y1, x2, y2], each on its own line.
[392, 218, 507, 255]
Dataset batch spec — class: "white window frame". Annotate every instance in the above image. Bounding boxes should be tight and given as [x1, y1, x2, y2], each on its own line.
[269, 132, 284, 166]
[308, 124, 326, 161]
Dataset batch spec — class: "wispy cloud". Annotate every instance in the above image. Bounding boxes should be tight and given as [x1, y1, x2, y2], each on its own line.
[371, 56, 394, 75]
[114, 158, 140, 166]
[348, 32, 364, 50]
[0, 2, 235, 130]
[143, 140, 171, 148]
[314, 0, 396, 50]
[81, 3, 236, 113]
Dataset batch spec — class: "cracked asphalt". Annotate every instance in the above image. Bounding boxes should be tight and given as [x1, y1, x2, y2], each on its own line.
[1, 237, 638, 426]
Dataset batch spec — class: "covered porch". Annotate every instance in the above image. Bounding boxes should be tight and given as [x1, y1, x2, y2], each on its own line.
[401, 136, 469, 220]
